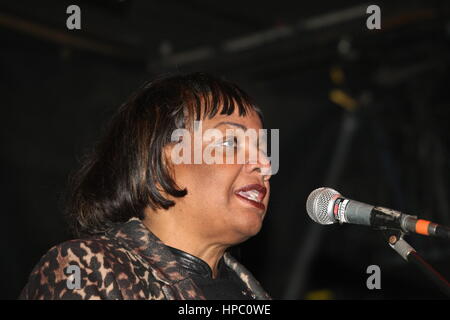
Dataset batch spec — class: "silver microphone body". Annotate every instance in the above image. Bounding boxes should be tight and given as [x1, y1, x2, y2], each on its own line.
[306, 187, 404, 229]
[306, 187, 450, 239]
[306, 187, 376, 226]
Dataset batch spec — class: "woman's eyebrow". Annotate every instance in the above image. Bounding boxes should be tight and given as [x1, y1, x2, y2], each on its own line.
[213, 121, 248, 131]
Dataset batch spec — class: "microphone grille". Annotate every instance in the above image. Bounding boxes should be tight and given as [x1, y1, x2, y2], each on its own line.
[306, 187, 341, 225]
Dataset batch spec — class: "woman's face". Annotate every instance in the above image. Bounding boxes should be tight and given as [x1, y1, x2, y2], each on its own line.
[166, 108, 271, 245]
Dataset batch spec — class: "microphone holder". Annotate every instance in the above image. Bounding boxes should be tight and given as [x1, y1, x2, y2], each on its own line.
[383, 230, 450, 298]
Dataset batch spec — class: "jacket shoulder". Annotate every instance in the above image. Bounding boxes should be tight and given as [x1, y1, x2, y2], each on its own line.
[19, 237, 131, 300]
[224, 253, 271, 300]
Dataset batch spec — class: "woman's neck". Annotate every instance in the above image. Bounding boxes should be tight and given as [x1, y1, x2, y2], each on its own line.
[142, 210, 228, 279]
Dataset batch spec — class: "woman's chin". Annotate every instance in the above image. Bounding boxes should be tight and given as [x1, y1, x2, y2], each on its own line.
[231, 208, 265, 240]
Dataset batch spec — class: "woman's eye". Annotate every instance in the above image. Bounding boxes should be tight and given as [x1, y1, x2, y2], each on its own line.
[222, 137, 238, 148]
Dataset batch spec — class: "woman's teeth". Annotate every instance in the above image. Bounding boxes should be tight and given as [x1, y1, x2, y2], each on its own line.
[238, 190, 260, 202]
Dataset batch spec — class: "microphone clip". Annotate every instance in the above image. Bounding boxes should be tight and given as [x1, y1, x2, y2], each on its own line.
[379, 229, 450, 297]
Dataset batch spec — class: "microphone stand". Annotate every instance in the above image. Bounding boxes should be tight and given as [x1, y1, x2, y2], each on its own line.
[383, 230, 450, 298]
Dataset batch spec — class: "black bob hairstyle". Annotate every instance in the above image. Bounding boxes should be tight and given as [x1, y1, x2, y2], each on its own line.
[66, 72, 264, 236]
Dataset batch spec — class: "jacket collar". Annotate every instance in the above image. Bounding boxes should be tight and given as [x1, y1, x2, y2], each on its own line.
[167, 245, 228, 279]
[105, 217, 271, 300]
[105, 217, 189, 283]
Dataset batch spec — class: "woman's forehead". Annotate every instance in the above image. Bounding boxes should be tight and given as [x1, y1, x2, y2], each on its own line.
[202, 109, 263, 130]
[182, 94, 264, 131]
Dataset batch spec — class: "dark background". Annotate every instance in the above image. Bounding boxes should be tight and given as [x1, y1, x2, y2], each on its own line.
[1, 0, 449, 300]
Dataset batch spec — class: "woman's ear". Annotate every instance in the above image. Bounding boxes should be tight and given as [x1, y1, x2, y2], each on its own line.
[159, 144, 184, 194]
[162, 144, 175, 174]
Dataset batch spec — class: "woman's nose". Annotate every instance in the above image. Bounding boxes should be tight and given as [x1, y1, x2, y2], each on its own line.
[245, 149, 272, 181]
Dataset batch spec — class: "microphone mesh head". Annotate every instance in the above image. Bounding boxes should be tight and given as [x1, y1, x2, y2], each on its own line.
[306, 187, 341, 225]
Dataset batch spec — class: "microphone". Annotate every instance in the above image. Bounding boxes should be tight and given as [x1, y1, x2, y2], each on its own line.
[306, 187, 450, 239]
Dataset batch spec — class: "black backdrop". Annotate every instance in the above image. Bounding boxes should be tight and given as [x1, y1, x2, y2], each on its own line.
[1, 0, 449, 299]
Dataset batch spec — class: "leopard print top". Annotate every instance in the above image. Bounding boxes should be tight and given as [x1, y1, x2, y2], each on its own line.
[19, 218, 271, 300]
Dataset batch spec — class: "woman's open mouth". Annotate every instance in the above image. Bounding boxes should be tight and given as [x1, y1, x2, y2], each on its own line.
[234, 184, 267, 210]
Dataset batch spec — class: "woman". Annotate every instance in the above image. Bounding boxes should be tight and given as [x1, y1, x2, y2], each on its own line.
[20, 72, 272, 300]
